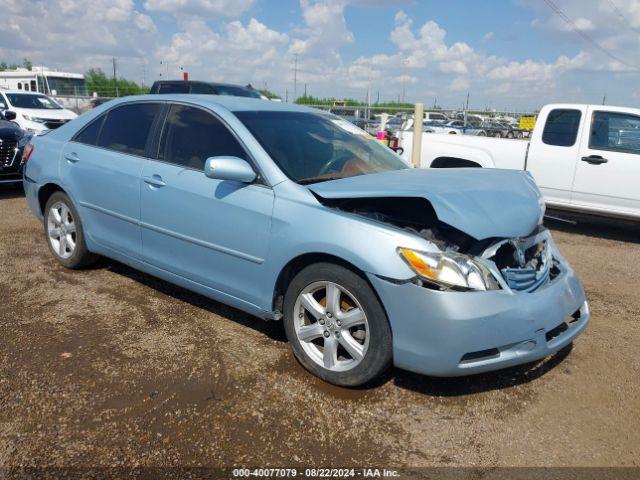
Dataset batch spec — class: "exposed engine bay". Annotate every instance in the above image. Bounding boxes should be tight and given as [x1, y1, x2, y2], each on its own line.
[316, 196, 483, 253]
[317, 195, 555, 292]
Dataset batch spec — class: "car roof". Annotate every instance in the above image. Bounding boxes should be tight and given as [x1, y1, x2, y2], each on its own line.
[107, 93, 324, 114]
[151, 80, 255, 89]
[0, 90, 48, 95]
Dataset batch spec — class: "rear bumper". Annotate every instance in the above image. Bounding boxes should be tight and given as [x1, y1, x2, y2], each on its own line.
[368, 258, 589, 377]
[23, 176, 43, 219]
[0, 174, 22, 184]
[0, 164, 23, 184]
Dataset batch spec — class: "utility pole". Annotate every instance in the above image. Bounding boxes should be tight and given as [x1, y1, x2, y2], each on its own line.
[159, 60, 169, 79]
[304, 83, 307, 97]
[401, 59, 407, 103]
[293, 54, 298, 103]
[112, 57, 119, 97]
[602, 94, 607, 105]
[366, 67, 372, 120]
[142, 64, 146, 88]
[465, 91, 470, 111]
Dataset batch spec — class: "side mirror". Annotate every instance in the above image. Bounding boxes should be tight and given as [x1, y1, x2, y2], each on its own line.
[1, 110, 17, 121]
[204, 156, 256, 183]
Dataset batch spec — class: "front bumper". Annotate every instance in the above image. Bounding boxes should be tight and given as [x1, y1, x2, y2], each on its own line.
[368, 258, 589, 377]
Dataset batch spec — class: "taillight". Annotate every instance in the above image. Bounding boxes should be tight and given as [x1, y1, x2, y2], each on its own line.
[22, 143, 34, 162]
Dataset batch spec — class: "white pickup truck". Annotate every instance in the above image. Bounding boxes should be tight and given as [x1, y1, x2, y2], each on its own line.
[400, 103, 640, 220]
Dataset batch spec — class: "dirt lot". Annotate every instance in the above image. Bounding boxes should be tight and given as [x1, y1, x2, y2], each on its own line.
[0, 188, 639, 470]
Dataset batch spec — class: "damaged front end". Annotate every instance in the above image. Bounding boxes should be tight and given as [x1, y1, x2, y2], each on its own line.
[316, 195, 557, 294]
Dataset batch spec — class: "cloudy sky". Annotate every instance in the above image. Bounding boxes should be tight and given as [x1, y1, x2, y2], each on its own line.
[2, 0, 640, 110]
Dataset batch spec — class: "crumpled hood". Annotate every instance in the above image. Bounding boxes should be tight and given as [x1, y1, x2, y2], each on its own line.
[308, 168, 543, 240]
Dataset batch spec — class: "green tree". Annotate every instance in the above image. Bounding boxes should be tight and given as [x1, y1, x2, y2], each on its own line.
[85, 68, 148, 97]
[257, 88, 281, 100]
[22, 58, 32, 71]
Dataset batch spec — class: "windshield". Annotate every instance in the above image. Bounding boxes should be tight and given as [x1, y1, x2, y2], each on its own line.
[6, 93, 62, 110]
[236, 111, 409, 184]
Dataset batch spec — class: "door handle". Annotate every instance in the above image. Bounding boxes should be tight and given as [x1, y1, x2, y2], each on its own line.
[143, 175, 166, 187]
[581, 155, 608, 165]
[64, 152, 80, 163]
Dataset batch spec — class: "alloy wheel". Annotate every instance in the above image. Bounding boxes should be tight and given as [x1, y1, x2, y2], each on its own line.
[293, 281, 369, 372]
[47, 201, 77, 259]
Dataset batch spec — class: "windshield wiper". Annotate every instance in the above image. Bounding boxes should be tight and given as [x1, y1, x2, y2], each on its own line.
[298, 174, 350, 185]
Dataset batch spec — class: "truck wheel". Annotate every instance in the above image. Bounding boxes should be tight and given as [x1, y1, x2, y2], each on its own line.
[44, 192, 98, 269]
[283, 263, 393, 387]
[507, 131, 515, 139]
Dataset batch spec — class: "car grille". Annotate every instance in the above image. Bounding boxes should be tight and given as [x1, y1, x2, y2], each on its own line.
[484, 229, 552, 292]
[43, 119, 69, 129]
[0, 138, 19, 171]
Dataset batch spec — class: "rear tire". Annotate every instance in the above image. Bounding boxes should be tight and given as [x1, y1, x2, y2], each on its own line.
[44, 192, 98, 269]
[283, 263, 392, 387]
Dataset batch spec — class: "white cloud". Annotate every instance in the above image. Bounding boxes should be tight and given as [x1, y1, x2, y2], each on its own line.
[156, 18, 288, 84]
[483, 31, 495, 42]
[527, 0, 640, 73]
[2, 0, 639, 109]
[0, 0, 157, 79]
[143, 0, 254, 17]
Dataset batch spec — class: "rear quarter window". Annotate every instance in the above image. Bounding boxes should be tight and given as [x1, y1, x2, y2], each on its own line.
[542, 109, 581, 147]
[73, 115, 105, 146]
[97, 103, 160, 156]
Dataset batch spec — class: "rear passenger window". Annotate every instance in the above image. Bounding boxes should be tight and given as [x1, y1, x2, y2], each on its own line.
[590, 111, 640, 154]
[97, 103, 159, 156]
[159, 104, 247, 170]
[189, 83, 215, 94]
[542, 109, 581, 147]
[74, 115, 105, 146]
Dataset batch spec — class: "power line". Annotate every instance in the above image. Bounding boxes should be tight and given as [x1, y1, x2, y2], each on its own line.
[605, 0, 640, 36]
[542, 0, 640, 70]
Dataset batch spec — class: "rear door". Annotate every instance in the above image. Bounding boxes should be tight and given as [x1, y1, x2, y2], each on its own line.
[61, 102, 161, 258]
[526, 106, 586, 206]
[139, 103, 274, 306]
[572, 108, 640, 217]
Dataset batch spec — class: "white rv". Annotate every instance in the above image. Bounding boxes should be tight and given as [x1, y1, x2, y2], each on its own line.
[0, 67, 89, 112]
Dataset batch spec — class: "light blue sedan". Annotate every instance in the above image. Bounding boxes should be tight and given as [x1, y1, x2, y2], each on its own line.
[22, 95, 589, 386]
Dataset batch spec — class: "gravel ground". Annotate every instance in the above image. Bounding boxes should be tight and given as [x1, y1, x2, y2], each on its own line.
[0, 188, 638, 469]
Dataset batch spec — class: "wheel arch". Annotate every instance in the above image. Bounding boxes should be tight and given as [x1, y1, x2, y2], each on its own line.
[272, 252, 380, 317]
[38, 182, 67, 215]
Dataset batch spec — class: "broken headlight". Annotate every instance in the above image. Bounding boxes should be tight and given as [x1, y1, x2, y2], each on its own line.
[398, 247, 500, 291]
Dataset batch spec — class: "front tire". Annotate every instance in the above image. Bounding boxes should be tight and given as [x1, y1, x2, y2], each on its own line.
[44, 192, 98, 269]
[283, 263, 392, 387]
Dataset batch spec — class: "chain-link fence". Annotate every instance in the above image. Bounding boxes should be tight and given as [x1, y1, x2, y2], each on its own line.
[49, 92, 537, 132]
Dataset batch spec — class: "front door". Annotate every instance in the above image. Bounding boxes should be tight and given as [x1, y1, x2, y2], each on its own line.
[140, 103, 274, 307]
[60, 102, 161, 258]
[572, 108, 640, 217]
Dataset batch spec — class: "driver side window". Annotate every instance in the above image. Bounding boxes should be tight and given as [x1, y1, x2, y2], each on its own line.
[158, 104, 248, 170]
